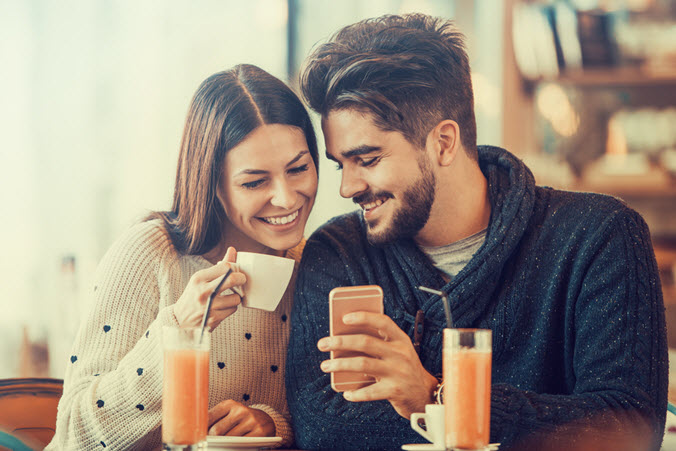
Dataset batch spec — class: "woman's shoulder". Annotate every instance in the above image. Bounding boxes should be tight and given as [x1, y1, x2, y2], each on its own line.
[99, 219, 179, 275]
[113, 219, 173, 252]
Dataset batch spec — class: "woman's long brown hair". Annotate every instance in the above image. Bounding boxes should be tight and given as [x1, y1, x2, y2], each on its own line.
[147, 64, 318, 255]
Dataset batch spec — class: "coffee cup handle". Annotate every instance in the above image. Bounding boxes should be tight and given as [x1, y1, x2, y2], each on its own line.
[410, 412, 433, 442]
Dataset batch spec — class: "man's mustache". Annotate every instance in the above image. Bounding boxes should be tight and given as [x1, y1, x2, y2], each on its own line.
[353, 191, 395, 206]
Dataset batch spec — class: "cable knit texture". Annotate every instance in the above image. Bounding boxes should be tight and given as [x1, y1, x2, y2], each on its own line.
[286, 146, 668, 450]
[47, 220, 303, 450]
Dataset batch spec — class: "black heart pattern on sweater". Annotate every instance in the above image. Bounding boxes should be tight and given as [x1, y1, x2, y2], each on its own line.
[103, 325, 111, 332]
[70, 356, 77, 363]
[281, 314, 287, 322]
[137, 368, 143, 376]
[136, 404, 144, 411]
[271, 365, 278, 372]
[217, 362, 225, 369]
[243, 394, 250, 401]
[96, 400, 104, 408]
[245, 333, 252, 340]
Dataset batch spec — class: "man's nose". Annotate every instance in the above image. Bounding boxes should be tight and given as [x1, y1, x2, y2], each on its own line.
[339, 167, 368, 199]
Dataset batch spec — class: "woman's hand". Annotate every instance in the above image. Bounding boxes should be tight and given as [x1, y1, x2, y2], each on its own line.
[173, 247, 246, 330]
[208, 400, 276, 437]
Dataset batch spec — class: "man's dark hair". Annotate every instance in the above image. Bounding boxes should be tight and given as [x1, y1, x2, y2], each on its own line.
[300, 13, 477, 158]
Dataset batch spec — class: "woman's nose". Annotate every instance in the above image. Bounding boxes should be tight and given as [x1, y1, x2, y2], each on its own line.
[270, 179, 297, 210]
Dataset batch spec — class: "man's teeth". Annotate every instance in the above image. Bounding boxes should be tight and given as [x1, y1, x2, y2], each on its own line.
[261, 210, 299, 225]
[362, 199, 384, 211]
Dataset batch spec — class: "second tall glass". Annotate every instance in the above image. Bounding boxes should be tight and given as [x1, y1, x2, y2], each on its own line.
[443, 328, 492, 450]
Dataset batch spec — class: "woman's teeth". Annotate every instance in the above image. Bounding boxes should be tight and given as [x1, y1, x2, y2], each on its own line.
[261, 210, 299, 225]
[362, 199, 384, 211]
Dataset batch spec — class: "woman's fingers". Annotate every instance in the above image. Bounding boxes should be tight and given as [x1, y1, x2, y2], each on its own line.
[223, 246, 237, 263]
[176, 249, 244, 328]
[225, 418, 255, 437]
[208, 402, 244, 435]
[207, 309, 237, 330]
[208, 306, 238, 324]
[210, 414, 242, 436]
[205, 269, 246, 296]
[190, 260, 229, 285]
[208, 400, 236, 428]
[211, 293, 242, 311]
[208, 402, 274, 438]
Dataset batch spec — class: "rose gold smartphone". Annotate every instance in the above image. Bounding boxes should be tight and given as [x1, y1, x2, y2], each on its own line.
[328, 285, 384, 392]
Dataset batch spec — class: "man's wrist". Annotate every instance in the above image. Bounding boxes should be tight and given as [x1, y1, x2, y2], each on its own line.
[425, 372, 440, 404]
[432, 374, 444, 404]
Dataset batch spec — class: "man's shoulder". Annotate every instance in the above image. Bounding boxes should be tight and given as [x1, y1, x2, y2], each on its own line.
[535, 185, 638, 223]
[308, 210, 365, 244]
[299, 211, 372, 271]
[530, 186, 651, 248]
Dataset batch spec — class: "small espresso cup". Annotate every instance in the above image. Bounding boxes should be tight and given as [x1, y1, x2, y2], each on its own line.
[234, 251, 295, 311]
[410, 404, 445, 448]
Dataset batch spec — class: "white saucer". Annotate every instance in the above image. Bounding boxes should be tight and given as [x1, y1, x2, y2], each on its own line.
[402, 444, 500, 451]
[206, 435, 282, 450]
[402, 444, 445, 451]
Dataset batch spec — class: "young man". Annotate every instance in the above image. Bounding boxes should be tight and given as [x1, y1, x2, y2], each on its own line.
[285, 14, 667, 450]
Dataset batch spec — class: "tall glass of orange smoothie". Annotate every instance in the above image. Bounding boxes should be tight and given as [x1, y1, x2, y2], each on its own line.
[443, 328, 491, 450]
[162, 327, 210, 450]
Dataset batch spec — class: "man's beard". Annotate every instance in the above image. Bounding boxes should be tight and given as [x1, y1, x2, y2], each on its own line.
[357, 157, 436, 246]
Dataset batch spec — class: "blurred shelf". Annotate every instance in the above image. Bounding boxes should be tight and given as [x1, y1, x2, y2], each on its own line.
[577, 161, 676, 198]
[526, 66, 676, 88]
[535, 171, 676, 199]
[665, 285, 676, 306]
[569, 180, 676, 199]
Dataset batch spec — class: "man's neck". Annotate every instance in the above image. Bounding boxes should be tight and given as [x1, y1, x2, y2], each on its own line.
[415, 157, 490, 247]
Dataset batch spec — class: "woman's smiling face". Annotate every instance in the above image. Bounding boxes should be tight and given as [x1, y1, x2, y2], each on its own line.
[219, 123, 318, 253]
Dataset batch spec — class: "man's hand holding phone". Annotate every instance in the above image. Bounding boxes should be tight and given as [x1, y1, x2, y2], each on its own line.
[318, 285, 438, 419]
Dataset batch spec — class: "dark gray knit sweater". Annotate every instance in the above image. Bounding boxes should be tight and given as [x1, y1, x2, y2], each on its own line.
[286, 146, 667, 450]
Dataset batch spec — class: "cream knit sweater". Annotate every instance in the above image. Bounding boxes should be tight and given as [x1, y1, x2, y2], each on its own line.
[47, 220, 303, 450]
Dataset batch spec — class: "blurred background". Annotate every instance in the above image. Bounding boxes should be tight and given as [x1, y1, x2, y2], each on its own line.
[0, 0, 674, 389]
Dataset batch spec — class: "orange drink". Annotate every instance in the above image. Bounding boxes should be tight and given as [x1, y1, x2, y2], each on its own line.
[443, 328, 492, 450]
[162, 327, 210, 450]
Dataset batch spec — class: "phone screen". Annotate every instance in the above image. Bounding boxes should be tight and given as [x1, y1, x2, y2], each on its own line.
[328, 285, 384, 392]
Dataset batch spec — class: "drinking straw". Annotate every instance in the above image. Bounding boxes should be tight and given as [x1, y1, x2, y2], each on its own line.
[417, 285, 453, 328]
[668, 402, 676, 416]
[200, 268, 232, 343]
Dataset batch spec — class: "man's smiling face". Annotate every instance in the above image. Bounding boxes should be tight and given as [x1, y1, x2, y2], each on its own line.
[322, 109, 436, 245]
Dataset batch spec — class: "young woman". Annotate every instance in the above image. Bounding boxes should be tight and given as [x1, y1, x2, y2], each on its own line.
[47, 64, 319, 450]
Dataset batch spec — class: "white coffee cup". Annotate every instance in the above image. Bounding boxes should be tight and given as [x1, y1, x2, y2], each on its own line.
[410, 404, 445, 448]
[233, 251, 295, 311]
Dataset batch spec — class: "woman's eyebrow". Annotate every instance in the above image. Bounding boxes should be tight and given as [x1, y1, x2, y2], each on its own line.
[285, 150, 310, 167]
[234, 150, 310, 177]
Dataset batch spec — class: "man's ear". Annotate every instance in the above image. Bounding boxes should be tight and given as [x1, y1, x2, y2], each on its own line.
[427, 120, 460, 167]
